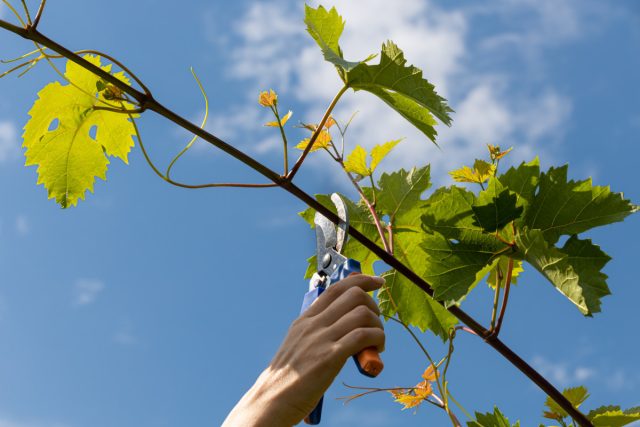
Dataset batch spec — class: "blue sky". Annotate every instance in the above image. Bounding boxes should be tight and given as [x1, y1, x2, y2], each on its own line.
[0, 0, 639, 426]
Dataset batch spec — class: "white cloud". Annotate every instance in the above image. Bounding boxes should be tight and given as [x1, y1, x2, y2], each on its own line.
[72, 278, 104, 306]
[15, 215, 29, 236]
[201, 0, 600, 184]
[0, 120, 18, 163]
[532, 355, 596, 386]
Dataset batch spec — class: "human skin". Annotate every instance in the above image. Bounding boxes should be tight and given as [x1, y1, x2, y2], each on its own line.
[222, 274, 386, 427]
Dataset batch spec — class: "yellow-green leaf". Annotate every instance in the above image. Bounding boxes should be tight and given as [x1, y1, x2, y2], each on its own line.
[265, 110, 292, 127]
[370, 139, 402, 172]
[294, 129, 332, 152]
[23, 55, 136, 208]
[344, 145, 370, 176]
[449, 159, 496, 184]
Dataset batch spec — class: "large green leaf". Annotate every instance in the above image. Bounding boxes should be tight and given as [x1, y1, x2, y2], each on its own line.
[369, 166, 431, 225]
[380, 239, 458, 340]
[472, 178, 524, 232]
[589, 406, 640, 427]
[419, 232, 500, 303]
[523, 165, 638, 243]
[468, 407, 520, 427]
[498, 157, 540, 210]
[560, 235, 611, 314]
[346, 41, 453, 126]
[23, 55, 136, 208]
[304, 5, 452, 143]
[303, 5, 361, 79]
[515, 230, 610, 315]
[355, 166, 456, 338]
[421, 186, 507, 252]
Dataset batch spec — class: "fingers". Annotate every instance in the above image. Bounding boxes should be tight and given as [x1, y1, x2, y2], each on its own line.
[334, 327, 386, 359]
[303, 274, 384, 318]
[326, 302, 384, 342]
[316, 284, 381, 326]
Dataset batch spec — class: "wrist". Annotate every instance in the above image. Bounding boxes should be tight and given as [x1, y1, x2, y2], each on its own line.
[222, 367, 296, 427]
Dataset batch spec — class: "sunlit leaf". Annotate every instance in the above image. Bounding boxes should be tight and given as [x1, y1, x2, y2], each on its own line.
[295, 130, 332, 152]
[344, 145, 370, 176]
[23, 55, 136, 208]
[265, 110, 292, 127]
[544, 386, 589, 419]
[305, 5, 452, 143]
[450, 160, 496, 185]
[524, 165, 638, 244]
[468, 407, 520, 427]
[370, 139, 402, 172]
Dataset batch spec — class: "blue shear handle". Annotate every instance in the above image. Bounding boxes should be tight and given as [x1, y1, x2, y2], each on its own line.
[299, 259, 362, 425]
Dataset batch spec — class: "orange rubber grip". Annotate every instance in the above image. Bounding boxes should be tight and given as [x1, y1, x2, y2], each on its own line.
[348, 272, 384, 377]
[356, 346, 384, 377]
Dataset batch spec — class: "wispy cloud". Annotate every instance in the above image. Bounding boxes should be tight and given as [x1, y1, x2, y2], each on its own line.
[532, 354, 640, 393]
[15, 215, 29, 236]
[113, 319, 137, 345]
[72, 279, 104, 306]
[0, 120, 18, 163]
[202, 0, 590, 183]
[532, 355, 596, 386]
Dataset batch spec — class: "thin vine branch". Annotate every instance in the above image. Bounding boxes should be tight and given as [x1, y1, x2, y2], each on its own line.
[286, 85, 348, 179]
[0, 18, 594, 426]
[493, 258, 514, 336]
[31, 0, 46, 29]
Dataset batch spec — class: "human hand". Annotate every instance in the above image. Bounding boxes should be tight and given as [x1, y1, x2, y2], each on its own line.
[222, 274, 385, 427]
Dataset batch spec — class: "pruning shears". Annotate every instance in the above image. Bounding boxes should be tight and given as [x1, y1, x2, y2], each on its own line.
[299, 193, 384, 425]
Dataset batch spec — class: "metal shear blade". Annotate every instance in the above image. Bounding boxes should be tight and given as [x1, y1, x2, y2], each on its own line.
[314, 193, 349, 277]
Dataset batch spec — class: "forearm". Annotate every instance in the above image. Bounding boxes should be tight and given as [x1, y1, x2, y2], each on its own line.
[222, 367, 296, 427]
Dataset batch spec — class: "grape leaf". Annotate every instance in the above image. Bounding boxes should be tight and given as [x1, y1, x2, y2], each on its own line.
[23, 55, 136, 208]
[498, 157, 540, 210]
[304, 5, 452, 143]
[514, 229, 612, 315]
[370, 166, 431, 225]
[591, 410, 640, 427]
[370, 139, 402, 172]
[363, 166, 457, 338]
[265, 110, 292, 127]
[420, 232, 501, 303]
[421, 186, 507, 252]
[472, 178, 524, 232]
[303, 5, 361, 79]
[515, 229, 611, 315]
[346, 40, 453, 127]
[380, 268, 457, 340]
[560, 235, 611, 314]
[589, 406, 622, 419]
[544, 386, 589, 419]
[343, 145, 370, 176]
[524, 165, 638, 243]
[468, 407, 520, 427]
[295, 130, 332, 152]
[450, 159, 496, 185]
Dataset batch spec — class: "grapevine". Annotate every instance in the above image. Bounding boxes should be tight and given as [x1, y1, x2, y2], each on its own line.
[1, 2, 638, 426]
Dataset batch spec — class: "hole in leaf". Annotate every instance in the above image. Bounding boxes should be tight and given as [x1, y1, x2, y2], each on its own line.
[449, 239, 460, 244]
[48, 118, 59, 131]
[88, 125, 97, 140]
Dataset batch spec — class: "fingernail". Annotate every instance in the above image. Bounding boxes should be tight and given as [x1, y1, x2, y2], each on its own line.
[373, 276, 386, 285]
